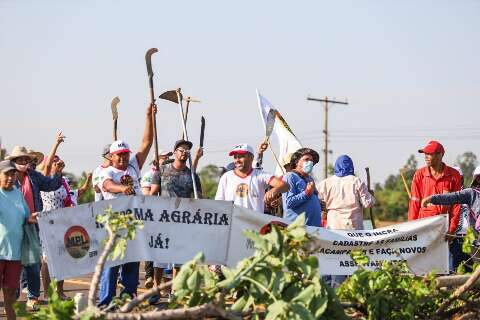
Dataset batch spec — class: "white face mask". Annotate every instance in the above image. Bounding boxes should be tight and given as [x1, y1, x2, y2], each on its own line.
[15, 164, 28, 172]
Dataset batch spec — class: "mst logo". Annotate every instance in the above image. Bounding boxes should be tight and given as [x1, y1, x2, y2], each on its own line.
[64, 226, 90, 259]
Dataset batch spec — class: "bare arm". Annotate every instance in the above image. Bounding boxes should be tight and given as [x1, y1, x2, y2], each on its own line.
[78, 173, 92, 197]
[265, 176, 289, 203]
[103, 179, 134, 195]
[192, 147, 203, 172]
[135, 104, 156, 170]
[42, 132, 65, 176]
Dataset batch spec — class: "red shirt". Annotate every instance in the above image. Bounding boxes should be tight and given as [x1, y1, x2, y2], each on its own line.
[408, 164, 462, 233]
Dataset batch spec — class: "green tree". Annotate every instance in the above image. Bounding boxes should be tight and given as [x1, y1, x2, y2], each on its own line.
[373, 155, 417, 222]
[198, 164, 222, 199]
[455, 151, 478, 187]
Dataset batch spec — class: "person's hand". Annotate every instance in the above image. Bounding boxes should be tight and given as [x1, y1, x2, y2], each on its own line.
[305, 181, 315, 196]
[55, 131, 66, 146]
[86, 173, 93, 186]
[258, 141, 269, 154]
[195, 147, 204, 159]
[421, 196, 432, 208]
[148, 103, 157, 116]
[122, 185, 135, 195]
[28, 212, 39, 224]
[264, 188, 279, 204]
[445, 234, 456, 243]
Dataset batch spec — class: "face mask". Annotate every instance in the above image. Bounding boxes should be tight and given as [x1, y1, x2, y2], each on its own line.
[15, 164, 28, 172]
[302, 161, 314, 174]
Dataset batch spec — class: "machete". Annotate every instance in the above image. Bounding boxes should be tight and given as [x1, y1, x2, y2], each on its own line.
[256, 108, 277, 168]
[145, 48, 160, 171]
[111, 96, 120, 141]
[200, 116, 205, 148]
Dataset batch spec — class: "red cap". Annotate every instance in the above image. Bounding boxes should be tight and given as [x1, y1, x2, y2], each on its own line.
[418, 140, 445, 154]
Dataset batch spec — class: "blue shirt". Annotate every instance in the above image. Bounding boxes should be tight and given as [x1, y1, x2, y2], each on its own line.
[282, 172, 321, 227]
[0, 187, 29, 260]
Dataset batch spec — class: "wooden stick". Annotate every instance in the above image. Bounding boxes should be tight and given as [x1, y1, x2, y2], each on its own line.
[399, 169, 411, 199]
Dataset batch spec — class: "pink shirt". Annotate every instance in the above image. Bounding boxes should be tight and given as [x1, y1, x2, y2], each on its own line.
[20, 175, 35, 213]
[317, 175, 375, 230]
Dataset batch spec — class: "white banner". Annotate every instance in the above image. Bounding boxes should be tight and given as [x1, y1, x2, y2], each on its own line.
[39, 196, 232, 280]
[308, 215, 449, 275]
[39, 196, 449, 280]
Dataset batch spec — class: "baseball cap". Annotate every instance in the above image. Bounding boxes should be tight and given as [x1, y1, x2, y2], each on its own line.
[173, 140, 193, 151]
[110, 140, 131, 154]
[102, 144, 111, 157]
[0, 160, 16, 173]
[229, 143, 255, 156]
[473, 166, 480, 179]
[418, 140, 445, 154]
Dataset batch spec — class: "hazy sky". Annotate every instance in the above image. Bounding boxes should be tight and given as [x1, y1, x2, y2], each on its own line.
[1, 1, 479, 184]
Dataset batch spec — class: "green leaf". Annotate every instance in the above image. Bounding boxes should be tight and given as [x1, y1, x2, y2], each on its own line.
[266, 300, 288, 320]
[231, 294, 249, 312]
[289, 302, 315, 320]
[187, 270, 200, 291]
[243, 230, 270, 251]
[292, 285, 315, 305]
[287, 213, 306, 230]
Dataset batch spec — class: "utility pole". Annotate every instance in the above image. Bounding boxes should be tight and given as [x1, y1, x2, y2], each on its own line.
[306, 96, 348, 179]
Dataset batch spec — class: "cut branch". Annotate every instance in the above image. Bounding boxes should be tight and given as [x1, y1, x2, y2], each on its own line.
[437, 265, 480, 315]
[106, 302, 242, 320]
[87, 224, 118, 307]
[119, 280, 172, 313]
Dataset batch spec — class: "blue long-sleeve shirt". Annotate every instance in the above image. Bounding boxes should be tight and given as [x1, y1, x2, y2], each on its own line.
[431, 188, 480, 218]
[282, 172, 321, 227]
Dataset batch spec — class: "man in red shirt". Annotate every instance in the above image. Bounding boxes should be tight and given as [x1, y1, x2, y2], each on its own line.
[408, 141, 462, 236]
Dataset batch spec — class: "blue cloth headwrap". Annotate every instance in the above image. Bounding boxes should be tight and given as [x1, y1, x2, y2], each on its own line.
[334, 155, 354, 177]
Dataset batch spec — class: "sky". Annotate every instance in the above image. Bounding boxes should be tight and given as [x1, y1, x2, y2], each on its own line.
[1, 0, 479, 184]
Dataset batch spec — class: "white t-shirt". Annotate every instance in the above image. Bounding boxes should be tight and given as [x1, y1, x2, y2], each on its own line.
[215, 169, 273, 213]
[92, 164, 109, 202]
[100, 156, 141, 200]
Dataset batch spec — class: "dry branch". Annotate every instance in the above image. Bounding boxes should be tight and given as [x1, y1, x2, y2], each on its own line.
[119, 281, 172, 313]
[106, 302, 242, 320]
[87, 224, 117, 307]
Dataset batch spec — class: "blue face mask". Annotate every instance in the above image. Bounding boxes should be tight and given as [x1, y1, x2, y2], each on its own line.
[302, 161, 314, 174]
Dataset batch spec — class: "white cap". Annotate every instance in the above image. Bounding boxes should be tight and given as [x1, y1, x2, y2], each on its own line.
[473, 166, 480, 178]
[110, 140, 131, 154]
[229, 143, 255, 156]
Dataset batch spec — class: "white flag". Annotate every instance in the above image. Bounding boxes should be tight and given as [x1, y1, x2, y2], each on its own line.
[256, 90, 302, 176]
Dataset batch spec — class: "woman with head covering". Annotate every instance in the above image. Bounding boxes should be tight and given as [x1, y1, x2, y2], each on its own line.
[282, 148, 322, 226]
[318, 155, 375, 230]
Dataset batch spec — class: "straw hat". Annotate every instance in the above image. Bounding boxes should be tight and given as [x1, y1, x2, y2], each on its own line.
[27, 149, 45, 164]
[5, 146, 33, 161]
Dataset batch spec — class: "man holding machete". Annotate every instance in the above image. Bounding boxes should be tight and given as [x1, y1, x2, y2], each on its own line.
[97, 103, 156, 307]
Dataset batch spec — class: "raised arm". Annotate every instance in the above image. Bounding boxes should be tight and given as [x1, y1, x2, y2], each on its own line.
[135, 104, 156, 170]
[42, 132, 65, 176]
[423, 189, 475, 207]
[77, 173, 92, 198]
[192, 147, 203, 172]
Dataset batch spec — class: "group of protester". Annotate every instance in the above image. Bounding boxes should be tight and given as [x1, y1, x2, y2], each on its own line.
[1, 101, 480, 318]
